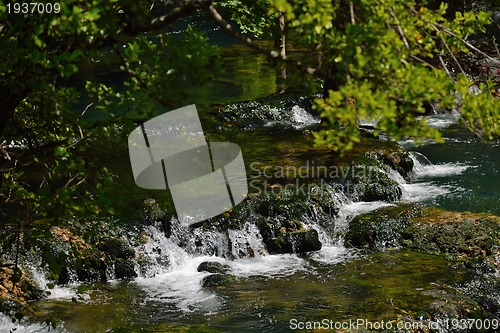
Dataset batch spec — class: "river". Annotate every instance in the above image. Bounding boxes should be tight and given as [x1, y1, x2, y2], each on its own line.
[2, 12, 499, 333]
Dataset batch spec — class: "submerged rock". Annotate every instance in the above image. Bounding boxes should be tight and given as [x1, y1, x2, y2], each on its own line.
[202, 273, 231, 288]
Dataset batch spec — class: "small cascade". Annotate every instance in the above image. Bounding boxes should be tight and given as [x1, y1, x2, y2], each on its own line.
[134, 224, 192, 278]
[290, 105, 321, 129]
[399, 150, 471, 202]
[300, 185, 351, 247]
[227, 222, 268, 258]
[220, 95, 321, 130]
[409, 151, 435, 172]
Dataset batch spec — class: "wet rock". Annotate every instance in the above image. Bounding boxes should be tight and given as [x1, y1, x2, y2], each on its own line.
[367, 149, 414, 178]
[114, 258, 137, 279]
[202, 273, 231, 288]
[143, 198, 171, 237]
[288, 229, 322, 253]
[342, 165, 403, 202]
[99, 239, 138, 279]
[262, 226, 322, 254]
[100, 238, 135, 259]
[197, 261, 230, 274]
[478, 58, 500, 80]
[345, 203, 422, 249]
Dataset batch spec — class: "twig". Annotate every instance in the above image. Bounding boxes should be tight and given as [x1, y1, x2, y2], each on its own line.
[349, 2, 355, 25]
[389, 7, 410, 50]
[493, 36, 500, 59]
[439, 54, 456, 83]
[435, 26, 467, 77]
[409, 54, 438, 69]
[81, 102, 94, 117]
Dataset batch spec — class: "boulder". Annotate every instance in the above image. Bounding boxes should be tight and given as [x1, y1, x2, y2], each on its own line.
[100, 238, 135, 259]
[197, 261, 230, 274]
[345, 203, 422, 250]
[114, 258, 137, 279]
[201, 273, 231, 288]
[262, 226, 322, 254]
[367, 149, 414, 178]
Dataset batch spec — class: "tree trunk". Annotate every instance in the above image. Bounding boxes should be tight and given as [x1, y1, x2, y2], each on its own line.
[274, 11, 286, 94]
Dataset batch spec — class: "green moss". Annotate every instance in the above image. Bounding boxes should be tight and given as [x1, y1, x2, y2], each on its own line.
[345, 203, 423, 249]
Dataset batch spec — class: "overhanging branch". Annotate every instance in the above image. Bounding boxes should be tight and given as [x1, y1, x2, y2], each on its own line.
[204, 4, 322, 77]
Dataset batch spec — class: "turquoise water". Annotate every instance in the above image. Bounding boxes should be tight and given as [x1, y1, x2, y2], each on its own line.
[404, 124, 500, 215]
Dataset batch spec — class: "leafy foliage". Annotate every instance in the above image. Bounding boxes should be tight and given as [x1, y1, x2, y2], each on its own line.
[270, 0, 499, 150]
[0, 0, 499, 292]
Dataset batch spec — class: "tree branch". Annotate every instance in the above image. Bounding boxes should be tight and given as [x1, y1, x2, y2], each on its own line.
[203, 4, 322, 77]
[406, 5, 496, 62]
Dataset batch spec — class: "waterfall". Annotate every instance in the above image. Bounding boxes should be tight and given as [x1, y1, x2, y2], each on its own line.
[409, 151, 435, 171]
[5, 146, 475, 331]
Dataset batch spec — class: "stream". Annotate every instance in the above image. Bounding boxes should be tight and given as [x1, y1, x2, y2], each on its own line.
[1, 103, 492, 333]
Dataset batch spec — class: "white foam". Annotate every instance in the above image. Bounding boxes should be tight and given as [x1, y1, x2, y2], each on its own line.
[341, 201, 396, 216]
[419, 109, 461, 129]
[309, 246, 357, 265]
[229, 254, 309, 277]
[134, 255, 221, 313]
[0, 312, 68, 333]
[228, 222, 268, 258]
[401, 182, 452, 202]
[411, 162, 470, 178]
[291, 105, 320, 129]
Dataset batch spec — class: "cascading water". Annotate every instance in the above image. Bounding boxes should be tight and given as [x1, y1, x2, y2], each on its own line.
[3, 100, 495, 332]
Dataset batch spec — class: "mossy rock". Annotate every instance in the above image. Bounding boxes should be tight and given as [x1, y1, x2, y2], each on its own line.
[345, 203, 423, 249]
[347, 206, 500, 259]
[114, 258, 137, 279]
[367, 149, 414, 178]
[197, 261, 230, 274]
[262, 227, 322, 254]
[202, 273, 231, 288]
[340, 164, 403, 202]
[100, 238, 135, 259]
[403, 216, 500, 258]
